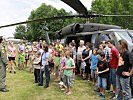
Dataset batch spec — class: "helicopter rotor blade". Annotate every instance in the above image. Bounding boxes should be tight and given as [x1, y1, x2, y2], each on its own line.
[0, 15, 83, 28]
[0, 14, 133, 29]
[61, 0, 88, 15]
[102, 15, 133, 17]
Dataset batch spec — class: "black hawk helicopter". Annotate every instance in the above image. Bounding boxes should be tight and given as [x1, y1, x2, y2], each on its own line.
[0, 0, 133, 50]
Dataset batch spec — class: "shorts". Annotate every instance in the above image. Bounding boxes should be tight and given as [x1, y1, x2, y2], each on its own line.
[110, 68, 117, 88]
[8, 57, 15, 61]
[98, 76, 107, 90]
[64, 75, 73, 88]
[50, 63, 54, 68]
[20, 61, 24, 65]
[91, 69, 97, 79]
[25, 59, 29, 61]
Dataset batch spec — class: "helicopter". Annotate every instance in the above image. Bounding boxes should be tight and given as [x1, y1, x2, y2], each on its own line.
[56, 0, 133, 51]
[58, 22, 133, 51]
[0, 0, 133, 50]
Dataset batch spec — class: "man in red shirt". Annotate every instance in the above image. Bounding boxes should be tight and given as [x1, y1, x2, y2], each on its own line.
[108, 40, 120, 99]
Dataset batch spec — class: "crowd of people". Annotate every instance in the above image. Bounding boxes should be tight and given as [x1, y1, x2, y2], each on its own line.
[0, 36, 133, 100]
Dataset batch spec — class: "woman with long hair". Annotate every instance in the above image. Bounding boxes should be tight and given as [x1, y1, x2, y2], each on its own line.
[38, 45, 50, 88]
[116, 39, 132, 100]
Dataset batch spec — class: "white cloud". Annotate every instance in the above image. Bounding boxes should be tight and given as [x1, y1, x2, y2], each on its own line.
[0, 0, 93, 38]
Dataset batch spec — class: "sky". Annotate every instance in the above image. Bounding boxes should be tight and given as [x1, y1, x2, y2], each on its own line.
[0, 0, 93, 38]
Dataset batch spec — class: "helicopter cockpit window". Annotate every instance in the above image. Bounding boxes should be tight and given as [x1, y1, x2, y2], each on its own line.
[128, 31, 133, 37]
[115, 31, 133, 45]
[99, 34, 110, 42]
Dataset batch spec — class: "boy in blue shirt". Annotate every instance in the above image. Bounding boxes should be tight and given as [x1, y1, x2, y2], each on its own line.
[90, 48, 99, 86]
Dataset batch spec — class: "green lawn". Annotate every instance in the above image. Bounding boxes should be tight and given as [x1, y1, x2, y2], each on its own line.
[0, 70, 112, 100]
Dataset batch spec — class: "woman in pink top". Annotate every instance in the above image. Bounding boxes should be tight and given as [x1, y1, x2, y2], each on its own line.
[8, 42, 17, 74]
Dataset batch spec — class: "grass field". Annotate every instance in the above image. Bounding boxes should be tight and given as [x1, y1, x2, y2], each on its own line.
[0, 69, 113, 100]
[0, 45, 112, 100]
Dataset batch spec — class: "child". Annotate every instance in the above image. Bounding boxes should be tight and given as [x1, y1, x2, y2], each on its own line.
[18, 50, 26, 70]
[59, 51, 66, 85]
[90, 48, 99, 86]
[54, 50, 61, 82]
[29, 49, 37, 73]
[97, 52, 109, 100]
[50, 48, 56, 75]
[81, 61, 86, 79]
[25, 50, 30, 68]
[33, 51, 41, 83]
[62, 50, 75, 95]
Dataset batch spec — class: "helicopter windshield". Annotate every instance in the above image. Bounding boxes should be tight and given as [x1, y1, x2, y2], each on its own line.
[114, 31, 133, 46]
[128, 31, 133, 37]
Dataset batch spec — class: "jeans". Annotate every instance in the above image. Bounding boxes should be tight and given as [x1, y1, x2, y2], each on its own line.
[39, 65, 50, 86]
[45, 65, 50, 87]
[117, 75, 131, 100]
[98, 76, 107, 90]
[130, 75, 133, 97]
[39, 68, 44, 85]
[110, 68, 117, 88]
[34, 69, 40, 83]
[106, 62, 111, 90]
[106, 72, 111, 90]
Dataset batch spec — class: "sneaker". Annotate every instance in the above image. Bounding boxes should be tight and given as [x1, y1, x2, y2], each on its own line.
[0, 88, 9, 92]
[44, 85, 49, 88]
[61, 88, 65, 91]
[97, 93, 102, 96]
[38, 84, 43, 86]
[58, 81, 64, 86]
[108, 91, 115, 94]
[110, 95, 118, 100]
[101, 95, 105, 100]
[9, 71, 12, 73]
[94, 88, 100, 92]
[66, 91, 72, 95]
[14, 71, 16, 74]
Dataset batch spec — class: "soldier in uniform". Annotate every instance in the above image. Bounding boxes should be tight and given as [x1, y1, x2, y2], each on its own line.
[0, 36, 9, 92]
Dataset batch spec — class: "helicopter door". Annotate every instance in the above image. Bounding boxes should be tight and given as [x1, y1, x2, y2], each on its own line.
[94, 33, 101, 48]
[91, 34, 98, 48]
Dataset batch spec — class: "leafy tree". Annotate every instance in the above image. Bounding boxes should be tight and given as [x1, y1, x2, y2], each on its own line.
[91, 0, 133, 29]
[14, 25, 27, 39]
[27, 3, 84, 41]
